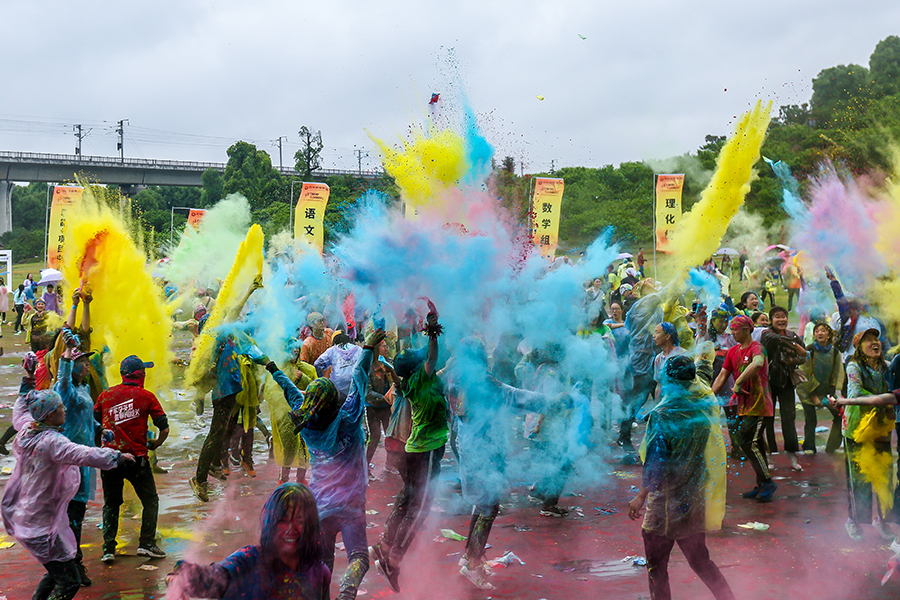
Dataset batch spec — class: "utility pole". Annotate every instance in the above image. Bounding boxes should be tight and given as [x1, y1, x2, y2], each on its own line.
[116, 119, 128, 161]
[354, 148, 366, 175]
[273, 136, 287, 170]
[73, 124, 90, 160]
[550, 159, 556, 174]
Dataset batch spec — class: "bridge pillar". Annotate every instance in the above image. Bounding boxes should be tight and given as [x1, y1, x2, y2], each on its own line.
[0, 181, 12, 236]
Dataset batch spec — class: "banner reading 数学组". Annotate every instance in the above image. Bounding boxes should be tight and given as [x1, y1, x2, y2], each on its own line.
[293, 183, 330, 254]
[187, 209, 207, 230]
[654, 174, 684, 253]
[530, 177, 565, 259]
[47, 186, 84, 268]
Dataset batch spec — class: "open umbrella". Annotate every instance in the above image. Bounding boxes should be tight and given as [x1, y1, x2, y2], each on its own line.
[714, 248, 739, 256]
[765, 244, 793, 252]
[37, 268, 63, 286]
[615, 252, 633, 260]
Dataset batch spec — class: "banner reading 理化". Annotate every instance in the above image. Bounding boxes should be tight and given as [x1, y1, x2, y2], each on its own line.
[47, 186, 84, 268]
[530, 177, 565, 259]
[293, 183, 330, 254]
[187, 209, 207, 229]
[654, 174, 684, 253]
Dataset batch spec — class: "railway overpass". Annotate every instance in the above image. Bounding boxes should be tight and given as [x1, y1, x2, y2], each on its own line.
[0, 150, 382, 234]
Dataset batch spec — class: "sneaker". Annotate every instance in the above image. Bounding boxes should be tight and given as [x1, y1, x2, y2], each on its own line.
[209, 466, 228, 481]
[101, 552, 115, 563]
[540, 505, 569, 517]
[790, 456, 803, 472]
[0, 444, 8, 456]
[137, 544, 167, 559]
[873, 519, 895, 541]
[460, 563, 495, 590]
[756, 481, 778, 503]
[526, 494, 544, 505]
[846, 520, 863, 541]
[190, 476, 209, 502]
[891, 537, 900, 555]
[241, 461, 256, 478]
[370, 545, 401, 593]
[616, 438, 635, 452]
[766, 461, 775, 471]
[741, 486, 761, 499]
[77, 563, 92, 587]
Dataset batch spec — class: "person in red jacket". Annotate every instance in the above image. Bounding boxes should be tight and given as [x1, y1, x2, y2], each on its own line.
[94, 355, 169, 563]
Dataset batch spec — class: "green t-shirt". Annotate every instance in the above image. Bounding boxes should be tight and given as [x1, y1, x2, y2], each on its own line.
[404, 367, 449, 453]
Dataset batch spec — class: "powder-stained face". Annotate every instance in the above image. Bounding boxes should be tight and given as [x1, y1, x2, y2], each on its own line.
[274, 507, 305, 559]
[813, 325, 832, 345]
[731, 322, 752, 343]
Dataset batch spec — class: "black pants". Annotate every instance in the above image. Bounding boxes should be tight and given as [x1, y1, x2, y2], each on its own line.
[14, 304, 24, 332]
[382, 446, 444, 565]
[722, 405, 743, 457]
[642, 530, 735, 600]
[197, 393, 237, 483]
[736, 416, 771, 486]
[101, 459, 159, 553]
[619, 372, 656, 444]
[223, 411, 254, 467]
[759, 290, 774, 310]
[32, 559, 80, 600]
[787, 288, 800, 312]
[66, 500, 86, 565]
[365, 406, 392, 466]
[801, 403, 842, 454]
[765, 385, 799, 453]
[321, 512, 369, 598]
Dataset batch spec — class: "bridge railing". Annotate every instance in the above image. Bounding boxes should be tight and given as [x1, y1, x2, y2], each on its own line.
[0, 150, 384, 179]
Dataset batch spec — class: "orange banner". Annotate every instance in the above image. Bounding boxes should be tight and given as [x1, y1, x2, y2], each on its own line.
[47, 186, 84, 268]
[655, 174, 684, 253]
[293, 183, 330, 254]
[530, 178, 565, 259]
[187, 209, 207, 229]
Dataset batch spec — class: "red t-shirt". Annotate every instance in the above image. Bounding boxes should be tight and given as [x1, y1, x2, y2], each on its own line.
[722, 341, 774, 417]
[94, 383, 166, 457]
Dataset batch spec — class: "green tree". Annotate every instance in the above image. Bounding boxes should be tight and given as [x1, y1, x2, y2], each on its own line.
[223, 141, 283, 211]
[869, 35, 900, 97]
[200, 168, 225, 207]
[294, 126, 324, 179]
[810, 64, 870, 126]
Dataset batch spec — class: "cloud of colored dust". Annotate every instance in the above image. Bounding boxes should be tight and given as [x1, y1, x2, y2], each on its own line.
[185, 224, 264, 387]
[59, 186, 173, 394]
[665, 101, 772, 283]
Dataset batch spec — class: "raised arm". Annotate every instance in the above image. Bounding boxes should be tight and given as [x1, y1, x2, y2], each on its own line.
[228, 275, 263, 321]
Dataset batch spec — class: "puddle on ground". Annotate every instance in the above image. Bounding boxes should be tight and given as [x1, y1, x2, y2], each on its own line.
[553, 558, 643, 579]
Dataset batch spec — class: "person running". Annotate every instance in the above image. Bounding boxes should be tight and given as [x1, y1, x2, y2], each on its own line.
[837, 328, 896, 542]
[629, 355, 734, 600]
[13, 283, 27, 334]
[712, 315, 777, 502]
[94, 355, 169, 562]
[795, 322, 844, 454]
[2, 389, 133, 600]
[165, 483, 330, 600]
[761, 306, 808, 472]
[267, 327, 386, 600]
[370, 309, 447, 593]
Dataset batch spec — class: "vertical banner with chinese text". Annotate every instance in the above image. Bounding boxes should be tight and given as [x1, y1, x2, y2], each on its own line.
[187, 209, 207, 229]
[654, 174, 684, 253]
[530, 177, 565, 259]
[293, 183, 330, 254]
[47, 186, 84, 268]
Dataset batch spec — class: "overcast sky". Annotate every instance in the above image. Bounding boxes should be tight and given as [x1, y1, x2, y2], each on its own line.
[2, 0, 898, 175]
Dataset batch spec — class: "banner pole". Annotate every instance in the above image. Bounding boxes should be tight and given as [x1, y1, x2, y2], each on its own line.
[652, 175, 658, 281]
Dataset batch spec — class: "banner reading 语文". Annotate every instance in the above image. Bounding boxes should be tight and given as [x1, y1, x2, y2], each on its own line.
[655, 174, 684, 253]
[47, 186, 84, 268]
[530, 177, 565, 259]
[293, 183, 330, 254]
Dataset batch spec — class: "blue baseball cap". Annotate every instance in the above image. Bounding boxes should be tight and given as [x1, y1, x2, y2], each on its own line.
[120, 355, 154, 376]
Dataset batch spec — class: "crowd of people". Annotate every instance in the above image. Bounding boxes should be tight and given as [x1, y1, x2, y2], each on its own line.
[2, 243, 900, 600]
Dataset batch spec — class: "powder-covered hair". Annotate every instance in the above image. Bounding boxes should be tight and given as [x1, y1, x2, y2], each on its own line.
[259, 483, 323, 573]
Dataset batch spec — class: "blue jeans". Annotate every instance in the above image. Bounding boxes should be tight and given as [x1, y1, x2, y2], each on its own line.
[321, 511, 368, 597]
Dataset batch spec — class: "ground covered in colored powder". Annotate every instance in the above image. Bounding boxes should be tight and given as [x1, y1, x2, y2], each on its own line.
[0, 330, 897, 600]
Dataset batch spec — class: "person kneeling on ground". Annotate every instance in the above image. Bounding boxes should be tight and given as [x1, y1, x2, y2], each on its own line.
[166, 483, 330, 600]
